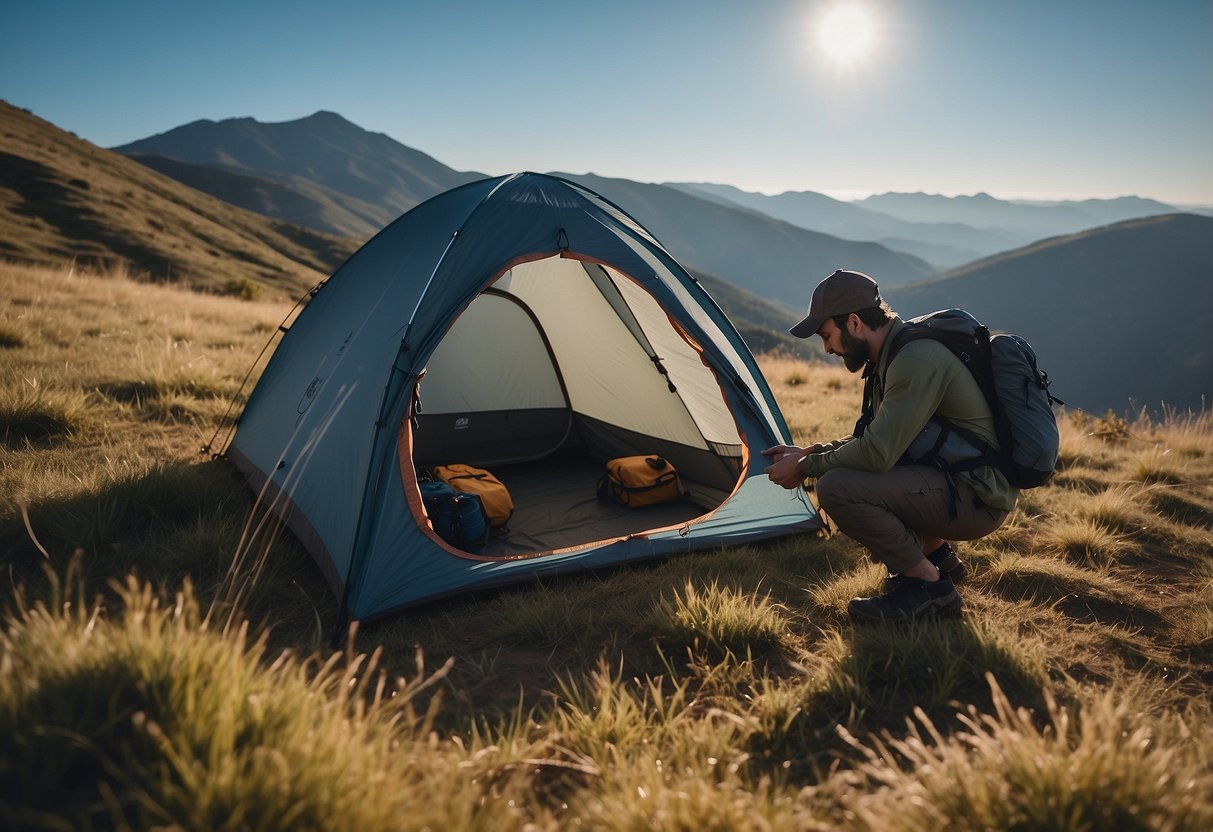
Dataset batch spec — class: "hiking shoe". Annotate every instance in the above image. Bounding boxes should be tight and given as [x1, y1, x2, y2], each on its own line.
[848, 574, 963, 623]
[926, 542, 968, 586]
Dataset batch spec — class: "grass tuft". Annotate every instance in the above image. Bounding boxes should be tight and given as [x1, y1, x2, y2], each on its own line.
[644, 579, 791, 659]
[1129, 446, 1188, 485]
[0, 323, 24, 349]
[493, 580, 598, 648]
[983, 551, 1125, 605]
[1145, 486, 1213, 529]
[1069, 484, 1150, 534]
[834, 675, 1213, 831]
[0, 381, 90, 446]
[97, 372, 230, 405]
[1042, 517, 1127, 567]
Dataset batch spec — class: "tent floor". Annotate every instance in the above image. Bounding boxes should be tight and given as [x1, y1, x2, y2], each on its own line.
[478, 457, 713, 557]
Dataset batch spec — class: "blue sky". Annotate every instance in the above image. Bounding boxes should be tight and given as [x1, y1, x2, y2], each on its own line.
[3, 0, 1211, 205]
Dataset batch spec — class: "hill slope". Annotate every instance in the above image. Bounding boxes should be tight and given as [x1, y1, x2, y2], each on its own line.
[124, 152, 391, 240]
[0, 101, 357, 294]
[894, 213, 1213, 415]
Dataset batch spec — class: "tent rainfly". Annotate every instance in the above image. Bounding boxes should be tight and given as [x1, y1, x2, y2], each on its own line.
[227, 172, 821, 627]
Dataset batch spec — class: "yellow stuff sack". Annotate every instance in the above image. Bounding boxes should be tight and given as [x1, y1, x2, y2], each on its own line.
[434, 464, 514, 527]
[597, 456, 684, 508]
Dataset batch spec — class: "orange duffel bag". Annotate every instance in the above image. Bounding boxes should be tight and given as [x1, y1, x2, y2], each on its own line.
[433, 464, 514, 527]
[597, 455, 685, 508]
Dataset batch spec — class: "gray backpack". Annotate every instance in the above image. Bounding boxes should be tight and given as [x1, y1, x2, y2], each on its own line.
[859, 309, 1062, 490]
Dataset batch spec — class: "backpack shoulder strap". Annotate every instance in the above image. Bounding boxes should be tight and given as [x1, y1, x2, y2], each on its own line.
[854, 361, 878, 437]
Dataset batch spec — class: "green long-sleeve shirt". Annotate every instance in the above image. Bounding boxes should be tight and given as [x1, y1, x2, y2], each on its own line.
[798, 318, 1019, 512]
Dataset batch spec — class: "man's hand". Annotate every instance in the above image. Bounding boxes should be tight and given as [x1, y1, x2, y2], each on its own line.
[762, 443, 821, 489]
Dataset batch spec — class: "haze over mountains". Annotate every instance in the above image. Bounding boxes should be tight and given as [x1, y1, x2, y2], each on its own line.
[669, 183, 1187, 269]
[2, 100, 1209, 414]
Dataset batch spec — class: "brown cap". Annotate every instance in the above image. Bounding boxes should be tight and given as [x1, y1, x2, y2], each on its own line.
[789, 269, 883, 338]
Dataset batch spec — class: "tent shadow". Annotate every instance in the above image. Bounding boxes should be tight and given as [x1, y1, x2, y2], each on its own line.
[2, 458, 332, 633]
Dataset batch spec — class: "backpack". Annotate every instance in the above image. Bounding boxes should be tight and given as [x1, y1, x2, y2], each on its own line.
[419, 479, 491, 550]
[859, 309, 1062, 490]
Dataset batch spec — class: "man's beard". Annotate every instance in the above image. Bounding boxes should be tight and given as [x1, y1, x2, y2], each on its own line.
[838, 326, 869, 372]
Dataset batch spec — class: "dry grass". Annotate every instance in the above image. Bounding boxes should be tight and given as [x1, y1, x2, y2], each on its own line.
[2, 261, 1212, 829]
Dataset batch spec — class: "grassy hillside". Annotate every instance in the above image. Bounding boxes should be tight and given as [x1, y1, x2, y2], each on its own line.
[2, 261, 1212, 829]
[895, 213, 1213, 416]
[0, 101, 358, 296]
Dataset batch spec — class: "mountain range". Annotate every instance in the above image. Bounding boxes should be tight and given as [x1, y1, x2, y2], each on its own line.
[669, 183, 1187, 269]
[2, 100, 1209, 414]
[115, 112, 937, 307]
[118, 111, 486, 239]
[0, 101, 815, 359]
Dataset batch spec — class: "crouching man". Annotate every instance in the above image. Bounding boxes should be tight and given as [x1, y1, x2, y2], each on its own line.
[764, 269, 1017, 622]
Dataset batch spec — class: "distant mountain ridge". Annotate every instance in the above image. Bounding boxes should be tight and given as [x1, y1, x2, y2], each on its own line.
[894, 213, 1213, 415]
[673, 182, 1184, 270]
[115, 111, 486, 235]
[857, 191, 1180, 238]
[114, 113, 938, 308]
[669, 182, 1014, 268]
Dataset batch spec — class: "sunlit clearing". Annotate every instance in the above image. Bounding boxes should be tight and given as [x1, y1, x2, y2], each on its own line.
[816, 3, 878, 68]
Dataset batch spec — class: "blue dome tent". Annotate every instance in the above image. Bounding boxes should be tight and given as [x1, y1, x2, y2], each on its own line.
[226, 173, 820, 626]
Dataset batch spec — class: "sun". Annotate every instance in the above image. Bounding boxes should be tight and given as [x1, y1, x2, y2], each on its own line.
[816, 3, 879, 68]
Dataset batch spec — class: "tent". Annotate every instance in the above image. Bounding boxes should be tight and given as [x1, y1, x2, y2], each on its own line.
[227, 172, 820, 625]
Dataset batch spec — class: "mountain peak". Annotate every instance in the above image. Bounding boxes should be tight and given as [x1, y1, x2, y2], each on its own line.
[300, 110, 351, 124]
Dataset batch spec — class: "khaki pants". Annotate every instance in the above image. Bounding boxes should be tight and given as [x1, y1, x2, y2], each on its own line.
[815, 466, 1010, 574]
